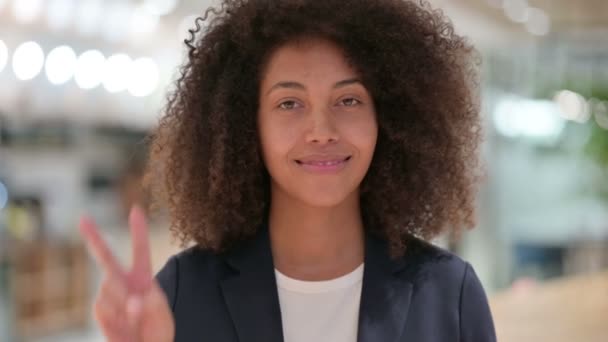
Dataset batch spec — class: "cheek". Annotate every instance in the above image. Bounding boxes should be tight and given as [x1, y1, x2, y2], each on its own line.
[258, 117, 297, 166]
[341, 115, 378, 158]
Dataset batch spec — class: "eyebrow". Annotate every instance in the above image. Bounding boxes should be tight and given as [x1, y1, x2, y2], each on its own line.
[265, 77, 363, 95]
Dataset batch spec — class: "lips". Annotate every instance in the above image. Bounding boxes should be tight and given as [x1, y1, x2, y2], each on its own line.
[295, 155, 351, 165]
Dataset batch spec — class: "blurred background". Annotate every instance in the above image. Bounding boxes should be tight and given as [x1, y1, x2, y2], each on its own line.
[0, 0, 606, 341]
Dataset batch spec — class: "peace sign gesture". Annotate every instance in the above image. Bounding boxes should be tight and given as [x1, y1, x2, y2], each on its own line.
[80, 205, 175, 342]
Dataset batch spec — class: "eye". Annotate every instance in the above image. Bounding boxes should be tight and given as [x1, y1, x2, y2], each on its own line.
[339, 97, 362, 107]
[278, 100, 302, 110]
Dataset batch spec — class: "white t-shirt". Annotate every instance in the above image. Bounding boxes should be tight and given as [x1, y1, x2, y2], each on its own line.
[274, 263, 364, 342]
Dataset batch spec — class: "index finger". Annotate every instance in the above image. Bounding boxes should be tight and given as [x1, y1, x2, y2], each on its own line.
[80, 216, 125, 278]
[129, 204, 152, 278]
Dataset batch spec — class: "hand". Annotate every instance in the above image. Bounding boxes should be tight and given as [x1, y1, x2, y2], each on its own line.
[80, 205, 175, 342]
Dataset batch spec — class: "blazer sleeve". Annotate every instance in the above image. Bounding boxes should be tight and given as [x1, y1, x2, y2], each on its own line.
[459, 262, 497, 342]
[155, 255, 179, 312]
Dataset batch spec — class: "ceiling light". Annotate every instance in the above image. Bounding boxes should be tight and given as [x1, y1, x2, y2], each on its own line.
[103, 53, 132, 93]
[128, 57, 159, 97]
[494, 96, 565, 142]
[13, 41, 45, 81]
[45, 45, 77, 85]
[75, 50, 105, 89]
[525, 8, 550, 36]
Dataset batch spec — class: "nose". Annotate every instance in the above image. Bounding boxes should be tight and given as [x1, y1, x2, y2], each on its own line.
[304, 110, 339, 145]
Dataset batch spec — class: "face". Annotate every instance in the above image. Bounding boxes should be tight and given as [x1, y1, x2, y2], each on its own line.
[258, 38, 378, 208]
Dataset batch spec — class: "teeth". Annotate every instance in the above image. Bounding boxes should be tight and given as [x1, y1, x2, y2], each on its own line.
[306, 160, 342, 166]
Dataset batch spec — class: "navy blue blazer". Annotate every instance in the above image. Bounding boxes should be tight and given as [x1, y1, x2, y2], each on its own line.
[156, 223, 496, 342]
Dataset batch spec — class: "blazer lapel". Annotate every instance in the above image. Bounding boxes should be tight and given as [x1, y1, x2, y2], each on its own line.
[357, 233, 413, 342]
[220, 224, 285, 342]
[219, 223, 413, 342]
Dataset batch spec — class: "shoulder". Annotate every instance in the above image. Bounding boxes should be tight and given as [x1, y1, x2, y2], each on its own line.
[396, 235, 491, 313]
[159, 245, 222, 270]
[156, 245, 227, 279]
[369, 232, 488, 304]
[155, 246, 226, 310]
[399, 236, 496, 341]
[400, 235, 471, 286]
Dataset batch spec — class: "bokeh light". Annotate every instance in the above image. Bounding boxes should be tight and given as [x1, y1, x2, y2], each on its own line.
[102, 2, 133, 42]
[75, 0, 103, 36]
[0, 39, 8, 73]
[103, 54, 132, 93]
[494, 97, 565, 141]
[12, 0, 44, 23]
[74, 50, 105, 89]
[554, 90, 590, 123]
[47, 0, 76, 31]
[143, 0, 178, 16]
[525, 8, 551, 36]
[131, 5, 160, 35]
[594, 101, 608, 130]
[45, 45, 77, 85]
[128, 57, 159, 97]
[12, 41, 45, 81]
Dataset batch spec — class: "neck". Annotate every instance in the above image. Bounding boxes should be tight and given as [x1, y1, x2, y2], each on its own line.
[268, 186, 365, 281]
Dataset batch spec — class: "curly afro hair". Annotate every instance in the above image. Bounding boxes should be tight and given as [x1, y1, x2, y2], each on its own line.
[143, 0, 483, 258]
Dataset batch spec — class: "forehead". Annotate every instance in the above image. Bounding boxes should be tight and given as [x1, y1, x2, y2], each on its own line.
[260, 38, 358, 84]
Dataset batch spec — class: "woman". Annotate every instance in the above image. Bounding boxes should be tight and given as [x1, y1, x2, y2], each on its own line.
[80, 0, 495, 341]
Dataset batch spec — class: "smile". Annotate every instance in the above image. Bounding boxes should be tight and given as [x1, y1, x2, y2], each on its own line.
[295, 156, 351, 173]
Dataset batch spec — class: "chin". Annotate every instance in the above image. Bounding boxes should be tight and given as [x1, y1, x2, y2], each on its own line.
[271, 177, 360, 208]
[295, 187, 355, 208]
